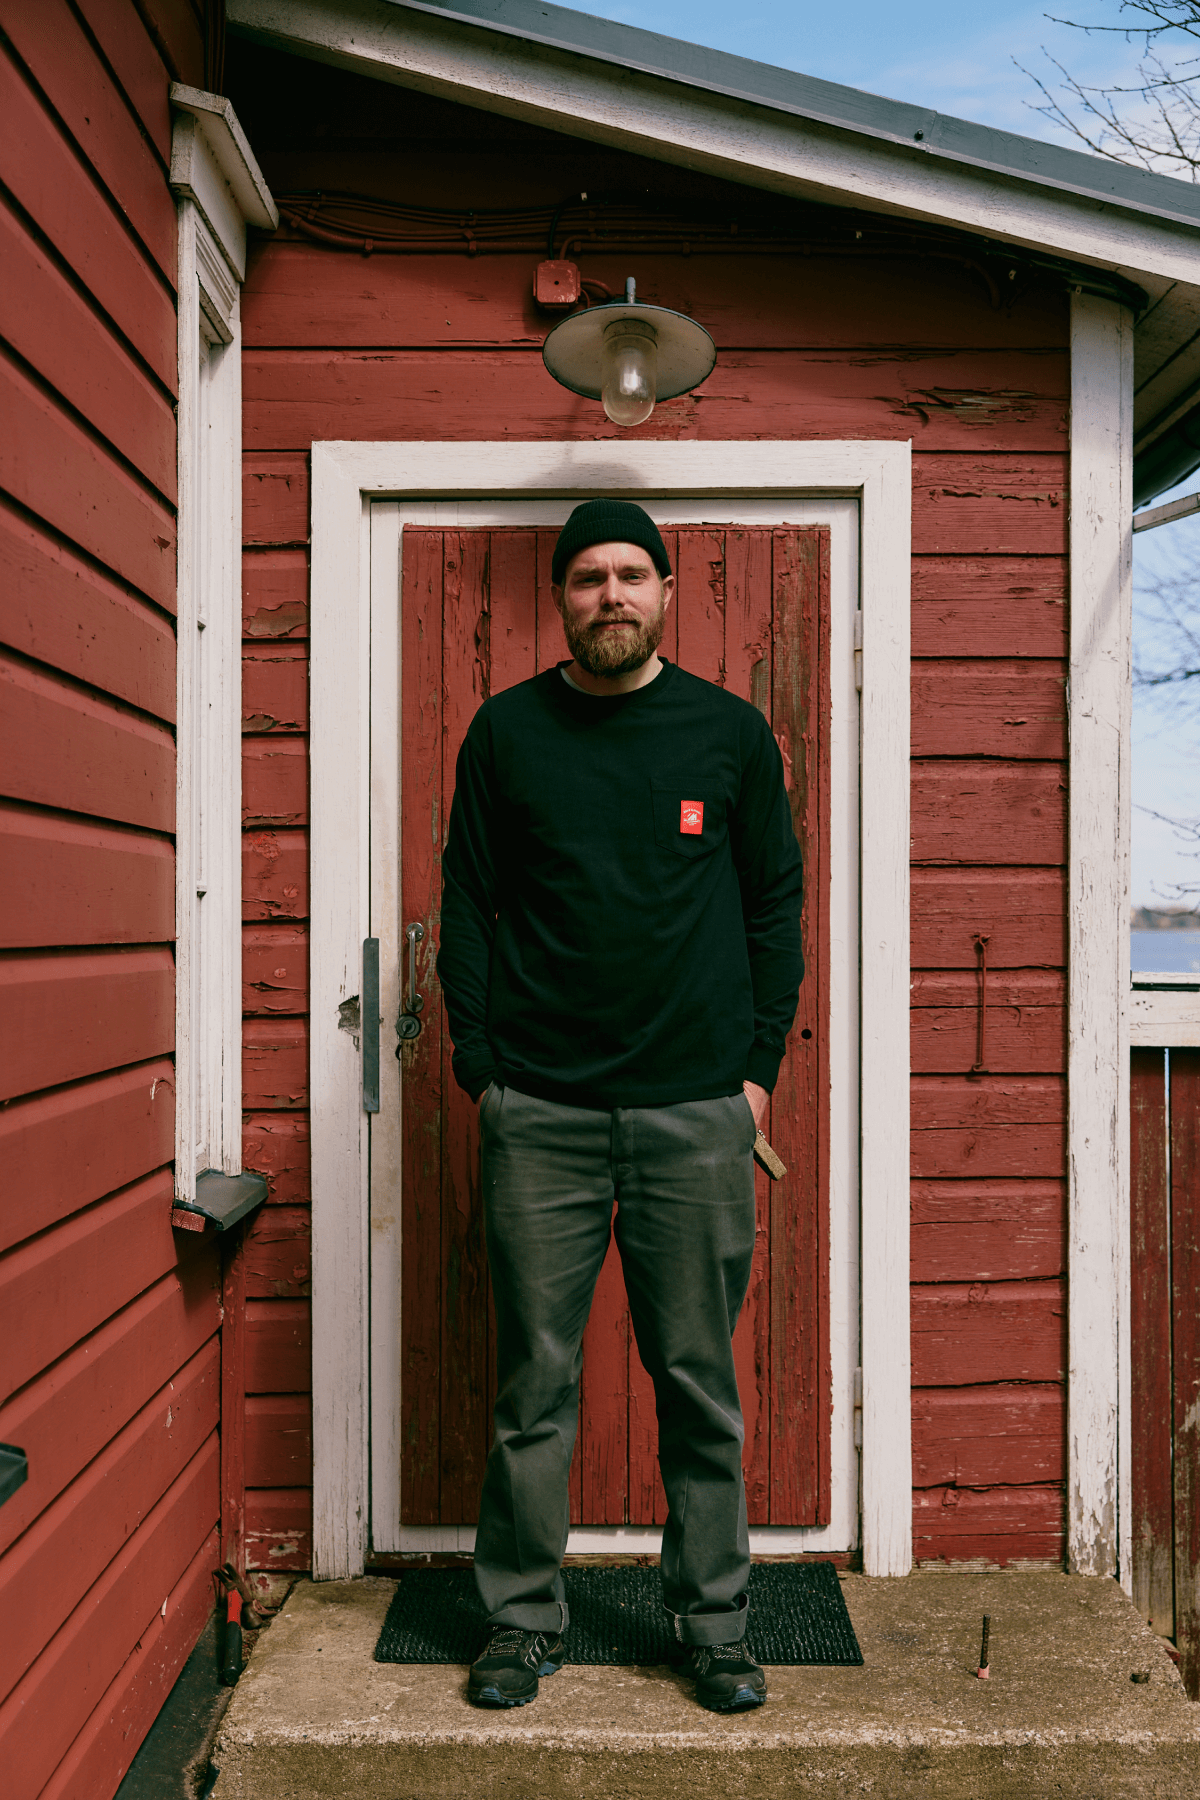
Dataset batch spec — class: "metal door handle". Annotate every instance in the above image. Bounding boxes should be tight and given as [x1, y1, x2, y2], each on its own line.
[396, 921, 424, 1045]
[362, 937, 380, 1112]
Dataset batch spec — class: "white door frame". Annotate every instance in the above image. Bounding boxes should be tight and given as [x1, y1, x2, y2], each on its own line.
[308, 440, 912, 1580]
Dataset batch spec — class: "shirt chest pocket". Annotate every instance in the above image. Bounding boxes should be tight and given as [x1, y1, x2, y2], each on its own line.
[650, 782, 728, 860]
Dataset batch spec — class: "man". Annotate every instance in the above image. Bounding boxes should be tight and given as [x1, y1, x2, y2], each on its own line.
[437, 498, 804, 1714]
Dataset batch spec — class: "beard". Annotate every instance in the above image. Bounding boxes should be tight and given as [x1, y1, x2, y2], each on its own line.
[562, 595, 667, 678]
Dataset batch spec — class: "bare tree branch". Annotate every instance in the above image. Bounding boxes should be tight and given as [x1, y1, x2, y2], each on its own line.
[1135, 804, 1200, 897]
[1018, 3, 1200, 177]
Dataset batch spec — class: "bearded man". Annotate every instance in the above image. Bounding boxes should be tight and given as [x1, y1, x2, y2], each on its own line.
[437, 499, 804, 1714]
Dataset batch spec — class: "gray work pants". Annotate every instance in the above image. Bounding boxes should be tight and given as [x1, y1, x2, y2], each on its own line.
[474, 1084, 757, 1647]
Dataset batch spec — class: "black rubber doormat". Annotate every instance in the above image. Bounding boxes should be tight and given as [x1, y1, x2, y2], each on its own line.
[374, 1562, 862, 1666]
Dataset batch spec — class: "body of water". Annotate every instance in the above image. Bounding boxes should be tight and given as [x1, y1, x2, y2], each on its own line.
[1131, 931, 1200, 974]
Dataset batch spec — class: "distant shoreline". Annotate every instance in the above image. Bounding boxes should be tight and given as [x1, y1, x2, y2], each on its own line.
[1131, 907, 1200, 931]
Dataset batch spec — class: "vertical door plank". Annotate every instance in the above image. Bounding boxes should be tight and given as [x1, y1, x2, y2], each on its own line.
[675, 529, 727, 687]
[660, 530, 679, 665]
[438, 531, 492, 1521]
[768, 528, 826, 1525]
[1130, 1047, 1174, 1637]
[724, 529, 774, 721]
[812, 529, 833, 1525]
[579, 1229, 630, 1524]
[1171, 1049, 1200, 1699]
[628, 1328, 668, 1524]
[483, 534, 541, 1497]
[733, 1169, 773, 1525]
[400, 529, 444, 1524]
[535, 530, 562, 675]
[725, 528, 777, 1523]
[489, 531, 538, 696]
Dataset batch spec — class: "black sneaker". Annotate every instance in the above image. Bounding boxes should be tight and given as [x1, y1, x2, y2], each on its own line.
[467, 1626, 566, 1709]
[678, 1640, 767, 1713]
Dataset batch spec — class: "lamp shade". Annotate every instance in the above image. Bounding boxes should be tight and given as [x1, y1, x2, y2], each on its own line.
[542, 291, 716, 404]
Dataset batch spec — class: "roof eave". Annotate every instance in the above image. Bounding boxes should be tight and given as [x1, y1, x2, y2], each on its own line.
[227, 0, 1200, 294]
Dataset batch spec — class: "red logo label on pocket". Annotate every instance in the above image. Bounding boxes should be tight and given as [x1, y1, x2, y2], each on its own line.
[680, 801, 704, 835]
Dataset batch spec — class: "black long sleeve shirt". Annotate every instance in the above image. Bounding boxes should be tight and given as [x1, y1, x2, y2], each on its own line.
[436, 660, 804, 1109]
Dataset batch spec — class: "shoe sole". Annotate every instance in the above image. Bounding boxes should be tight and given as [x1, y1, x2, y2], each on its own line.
[696, 1683, 767, 1713]
[468, 1683, 537, 1709]
[467, 1656, 564, 1709]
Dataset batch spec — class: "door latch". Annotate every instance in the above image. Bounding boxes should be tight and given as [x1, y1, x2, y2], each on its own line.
[396, 921, 425, 1045]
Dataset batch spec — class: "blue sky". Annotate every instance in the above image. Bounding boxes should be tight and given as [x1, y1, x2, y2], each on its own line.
[549, 0, 1147, 141]
[559, 0, 1198, 911]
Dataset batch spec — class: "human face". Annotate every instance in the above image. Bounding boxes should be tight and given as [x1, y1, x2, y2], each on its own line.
[552, 541, 675, 680]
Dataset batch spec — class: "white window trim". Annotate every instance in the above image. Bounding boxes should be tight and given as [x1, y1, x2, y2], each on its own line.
[171, 92, 276, 1198]
[1068, 293, 1135, 1585]
[1129, 978, 1200, 1048]
[308, 439, 912, 1582]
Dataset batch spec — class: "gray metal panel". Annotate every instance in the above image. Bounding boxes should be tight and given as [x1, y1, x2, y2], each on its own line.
[363, 937, 380, 1114]
[177, 1169, 270, 1232]
[394, 0, 1200, 230]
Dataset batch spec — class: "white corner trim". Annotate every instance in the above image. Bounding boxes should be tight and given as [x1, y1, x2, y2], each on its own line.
[308, 439, 912, 1581]
[170, 85, 277, 280]
[229, 0, 1200, 289]
[1068, 292, 1134, 1585]
[857, 443, 913, 1579]
[174, 203, 245, 1196]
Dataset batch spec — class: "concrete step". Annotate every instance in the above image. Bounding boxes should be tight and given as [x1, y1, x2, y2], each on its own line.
[211, 1569, 1199, 1798]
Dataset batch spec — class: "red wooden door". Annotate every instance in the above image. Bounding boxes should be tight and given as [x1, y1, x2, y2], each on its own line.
[399, 524, 831, 1528]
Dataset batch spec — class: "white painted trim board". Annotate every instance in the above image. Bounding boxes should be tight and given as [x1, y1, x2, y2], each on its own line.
[309, 440, 913, 1581]
[172, 196, 245, 1194]
[1068, 293, 1135, 1587]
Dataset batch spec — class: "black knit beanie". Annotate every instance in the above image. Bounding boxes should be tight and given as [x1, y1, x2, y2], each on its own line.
[551, 500, 671, 586]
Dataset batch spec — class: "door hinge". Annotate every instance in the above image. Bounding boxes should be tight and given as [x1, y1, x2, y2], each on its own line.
[853, 612, 863, 692]
[853, 1365, 863, 1450]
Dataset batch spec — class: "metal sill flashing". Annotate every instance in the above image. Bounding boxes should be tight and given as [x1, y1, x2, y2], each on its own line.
[171, 1169, 269, 1234]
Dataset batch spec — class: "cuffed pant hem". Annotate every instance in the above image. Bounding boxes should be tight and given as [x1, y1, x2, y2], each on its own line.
[487, 1600, 569, 1634]
[669, 1597, 749, 1647]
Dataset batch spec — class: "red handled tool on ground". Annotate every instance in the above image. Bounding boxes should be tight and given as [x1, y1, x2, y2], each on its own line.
[215, 1563, 282, 1687]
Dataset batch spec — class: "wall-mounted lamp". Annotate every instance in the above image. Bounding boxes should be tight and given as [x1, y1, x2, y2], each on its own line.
[542, 277, 717, 427]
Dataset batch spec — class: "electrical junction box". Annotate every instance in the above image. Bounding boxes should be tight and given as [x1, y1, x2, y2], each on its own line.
[534, 260, 581, 307]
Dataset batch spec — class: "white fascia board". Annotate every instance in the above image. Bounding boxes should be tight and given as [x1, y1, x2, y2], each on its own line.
[170, 83, 278, 279]
[229, 0, 1200, 292]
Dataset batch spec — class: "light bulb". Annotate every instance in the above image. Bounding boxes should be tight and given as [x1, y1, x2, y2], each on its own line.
[601, 319, 657, 427]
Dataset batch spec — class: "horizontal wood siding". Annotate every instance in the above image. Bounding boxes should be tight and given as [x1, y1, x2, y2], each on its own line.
[227, 39, 1073, 1568]
[0, 8, 206, 1797]
[240, 465, 313, 1571]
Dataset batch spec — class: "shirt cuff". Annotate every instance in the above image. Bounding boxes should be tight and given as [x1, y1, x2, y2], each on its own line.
[744, 1042, 783, 1093]
[452, 1049, 499, 1101]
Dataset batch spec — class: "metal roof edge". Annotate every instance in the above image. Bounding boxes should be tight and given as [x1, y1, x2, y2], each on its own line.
[373, 0, 1200, 234]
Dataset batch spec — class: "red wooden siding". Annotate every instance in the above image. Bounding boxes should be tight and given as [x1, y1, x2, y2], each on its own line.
[0, 7, 207, 1797]
[1130, 1049, 1200, 1699]
[239, 404, 314, 1575]
[229, 39, 1073, 1567]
